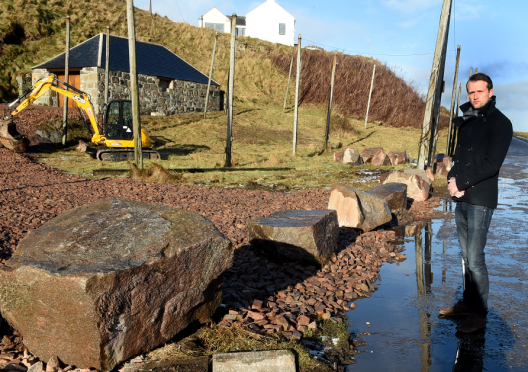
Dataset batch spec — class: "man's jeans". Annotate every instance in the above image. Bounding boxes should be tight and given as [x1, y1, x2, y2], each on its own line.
[455, 202, 494, 318]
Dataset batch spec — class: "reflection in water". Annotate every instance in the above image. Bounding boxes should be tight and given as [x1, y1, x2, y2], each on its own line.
[416, 225, 433, 371]
[452, 331, 485, 372]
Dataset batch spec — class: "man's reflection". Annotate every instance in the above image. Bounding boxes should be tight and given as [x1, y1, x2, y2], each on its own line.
[452, 330, 485, 372]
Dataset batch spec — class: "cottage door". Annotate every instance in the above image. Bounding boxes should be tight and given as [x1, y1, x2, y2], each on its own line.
[57, 71, 81, 108]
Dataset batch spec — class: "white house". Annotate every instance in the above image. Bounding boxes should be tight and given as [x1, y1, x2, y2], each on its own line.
[198, 0, 295, 46]
[198, 7, 246, 36]
[246, 0, 295, 46]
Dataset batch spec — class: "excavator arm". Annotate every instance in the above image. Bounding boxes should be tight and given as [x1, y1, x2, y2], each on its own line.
[7, 75, 106, 144]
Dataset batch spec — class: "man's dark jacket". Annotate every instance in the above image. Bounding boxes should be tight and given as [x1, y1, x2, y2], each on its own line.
[448, 96, 512, 209]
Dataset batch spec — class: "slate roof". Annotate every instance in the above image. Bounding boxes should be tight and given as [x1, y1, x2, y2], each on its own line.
[33, 34, 218, 85]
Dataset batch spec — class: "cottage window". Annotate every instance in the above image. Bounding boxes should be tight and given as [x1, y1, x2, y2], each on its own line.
[236, 28, 246, 36]
[279, 23, 286, 35]
[205, 23, 224, 33]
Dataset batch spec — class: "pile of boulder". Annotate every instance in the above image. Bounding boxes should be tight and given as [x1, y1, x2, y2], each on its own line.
[334, 147, 409, 166]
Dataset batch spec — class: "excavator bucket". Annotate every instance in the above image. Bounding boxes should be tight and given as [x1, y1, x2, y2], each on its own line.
[0, 118, 29, 152]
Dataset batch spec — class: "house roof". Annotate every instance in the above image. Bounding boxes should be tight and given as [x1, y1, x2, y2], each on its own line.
[33, 34, 218, 86]
[225, 15, 246, 26]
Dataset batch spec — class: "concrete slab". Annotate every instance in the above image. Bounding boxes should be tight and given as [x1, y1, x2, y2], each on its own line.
[212, 350, 296, 372]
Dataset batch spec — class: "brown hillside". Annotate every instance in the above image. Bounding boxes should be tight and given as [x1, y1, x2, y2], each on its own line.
[272, 50, 449, 129]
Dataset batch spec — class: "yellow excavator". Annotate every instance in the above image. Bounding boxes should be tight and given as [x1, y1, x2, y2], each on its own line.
[0, 75, 160, 161]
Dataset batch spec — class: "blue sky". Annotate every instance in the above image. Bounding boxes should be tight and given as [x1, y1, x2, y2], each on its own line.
[138, 0, 528, 132]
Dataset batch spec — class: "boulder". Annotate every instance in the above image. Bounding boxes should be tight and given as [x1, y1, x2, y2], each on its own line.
[212, 350, 296, 372]
[333, 150, 344, 163]
[443, 156, 453, 171]
[368, 182, 407, 214]
[371, 149, 391, 166]
[381, 171, 430, 201]
[403, 168, 434, 183]
[247, 209, 338, 262]
[0, 199, 232, 371]
[328, 184, 392, 231]
[342, 148, 361, 164]
[388, 151, 408, 165]
[435, 162, 449, 176]
[361, 147, 384, 163]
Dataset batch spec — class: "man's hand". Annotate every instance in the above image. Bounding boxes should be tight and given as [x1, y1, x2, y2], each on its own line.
[448, 178, 465, 198]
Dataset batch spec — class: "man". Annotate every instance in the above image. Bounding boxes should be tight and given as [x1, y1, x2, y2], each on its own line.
[439, 73, 512, 333]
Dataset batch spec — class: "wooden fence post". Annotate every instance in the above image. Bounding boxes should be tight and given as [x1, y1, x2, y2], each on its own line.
[104, 26, 110, 106]
[293, 34, 301, 156]
[61, 16, 70, 146]
[283, 55, 293, 109]
[446, 45, 461, 156]
[449, 83, 462, 156]
[417, 0, 452, 169]
[364, 64, 376, 130]
[224, 14, 236, 167]
[204, 32, 218, 119]
[466, 67, 473, 102]
[126, 0, 143, 169]
[322, 54, 337, 153]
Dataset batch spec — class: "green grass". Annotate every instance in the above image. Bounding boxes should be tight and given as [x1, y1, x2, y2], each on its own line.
[36, 102, 451, 191]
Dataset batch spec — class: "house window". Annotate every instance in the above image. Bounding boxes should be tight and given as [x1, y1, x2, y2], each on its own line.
[236, 28, 246, 36]
[279, 23, 286, 35]
[205, 23, 224, 33]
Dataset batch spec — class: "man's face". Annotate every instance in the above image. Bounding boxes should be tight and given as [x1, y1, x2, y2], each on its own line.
[467, 80, 493, 110]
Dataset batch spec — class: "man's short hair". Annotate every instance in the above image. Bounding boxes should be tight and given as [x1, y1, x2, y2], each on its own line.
[467, 73, 493, 91]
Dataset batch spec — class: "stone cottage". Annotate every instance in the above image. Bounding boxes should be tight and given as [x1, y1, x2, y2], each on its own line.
[30, 33, 222, 115]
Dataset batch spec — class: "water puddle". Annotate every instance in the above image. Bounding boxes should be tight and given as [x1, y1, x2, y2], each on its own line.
[346, 137, 528, 371]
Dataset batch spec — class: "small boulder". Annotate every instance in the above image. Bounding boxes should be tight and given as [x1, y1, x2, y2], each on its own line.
[368, 183, 407, 214]
[403, 168, 434, 184]
[387, 151, 409, 165]
[246, 209, 338, 262]
[361, 147, 384, 163]
[328, 184, 392, 231]
[443, 156, 453, 171]
[0, 199, 232, 371]
[334, 150, 344, 163]
[382, 171, 429, 201]
[435, 162, 449, 176]
[371, 149, 391, 166]
[342, 148, 361, 164]
[212, 350, 296, 372]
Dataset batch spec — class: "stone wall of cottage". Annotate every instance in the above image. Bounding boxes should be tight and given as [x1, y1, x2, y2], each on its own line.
[31, 67, 223, 115]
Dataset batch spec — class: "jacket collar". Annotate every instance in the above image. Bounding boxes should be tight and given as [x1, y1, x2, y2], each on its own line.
[456, 96, 497, 127]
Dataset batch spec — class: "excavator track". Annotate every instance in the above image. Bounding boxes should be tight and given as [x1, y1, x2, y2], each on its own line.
[96, 147, 160, 161]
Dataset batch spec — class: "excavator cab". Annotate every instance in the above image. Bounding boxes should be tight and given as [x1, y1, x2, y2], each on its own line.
[104, 100, 134, 141]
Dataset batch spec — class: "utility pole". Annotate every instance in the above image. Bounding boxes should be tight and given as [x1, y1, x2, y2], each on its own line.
[466, 67, 473, 102]
[417, 0, 452, 170]
[203, 32, 218, 119]
[224, 14, 236, 167]
[149, 0, 152, 15]
[322, 54, 337, 153]
[293, 34, 301, 156]
[364, 64, 376, 129]
[127, 0, 143, 169]
[283, 55, 293, 109]
[446, 45, 461, 157]
[61, 16, 70, 146]
[104, 26, 110, 106]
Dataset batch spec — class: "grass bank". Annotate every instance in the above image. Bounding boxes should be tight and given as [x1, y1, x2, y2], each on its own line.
[36, 103, 450, 191]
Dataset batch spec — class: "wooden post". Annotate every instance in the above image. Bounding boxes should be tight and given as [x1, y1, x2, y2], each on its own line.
[149, 0, 152, 15]
[283, 55, 293, 109]
[466, 67, 473, 102]
[104, 26, 110, 105]
[203, 32, 218, 119]
[322, 55, 337, 153]
[417, 0, 452, 170]
[474, 67, 478, 74]
[224, 14, 236, 168]
[293, 34, 301, 156]
[446, 45, 461, 157]
[224, 71, 228, 115]
[449, 83, 462, 156]
[126, 0, 143, 169]
[61, 16, 70, 146]
[364, 64, 376, 129]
